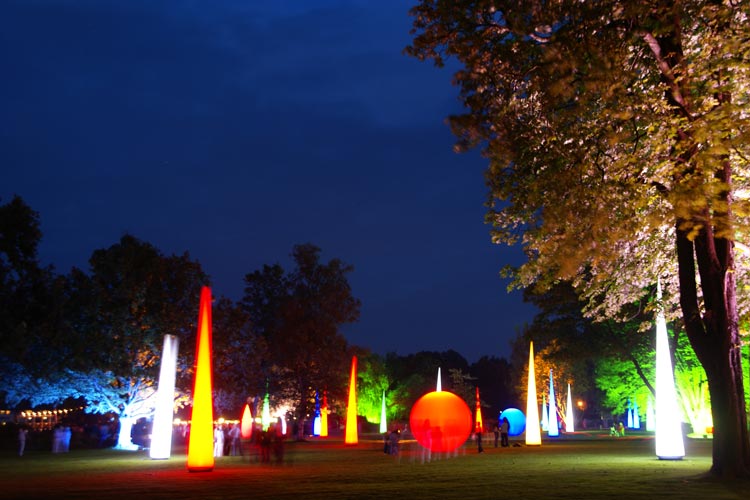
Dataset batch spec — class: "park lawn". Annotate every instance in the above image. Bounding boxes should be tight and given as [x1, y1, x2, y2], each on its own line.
[1, 433, 748, 499]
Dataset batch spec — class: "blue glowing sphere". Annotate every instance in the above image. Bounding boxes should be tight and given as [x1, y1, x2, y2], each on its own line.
[499, 408, 526, 436]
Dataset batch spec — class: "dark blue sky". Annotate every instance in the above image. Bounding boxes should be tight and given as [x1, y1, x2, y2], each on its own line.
[1, 0, 536, 362]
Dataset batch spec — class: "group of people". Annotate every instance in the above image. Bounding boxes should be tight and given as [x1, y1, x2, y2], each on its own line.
[212, 421, 287, 464]
[485, 418, 511, 450]
[213, 423, 243, 457]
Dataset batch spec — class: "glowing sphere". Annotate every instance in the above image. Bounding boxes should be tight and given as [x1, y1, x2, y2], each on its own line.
[499, 408, 526, 436]
[409, 391, 472, 453]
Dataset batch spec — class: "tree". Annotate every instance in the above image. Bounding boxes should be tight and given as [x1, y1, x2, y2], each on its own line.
[212, 296, 268, 417]
[71, 235, 207, 448]
[469, 355, 515, 418]
[0, 196, 79, 406]
[354, 351, 395, 426]
[241, 243, 360, 421]
[408, 1, 750, 477]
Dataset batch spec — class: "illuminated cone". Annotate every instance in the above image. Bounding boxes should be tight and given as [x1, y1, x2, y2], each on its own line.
[475, 386, 483, 432]
[187, 286, 214, 472]
[525, 342, 541, 445]
[548, 370, 559, 437]
[379, 391, 387, 434]
[655, 281, 685, 459]
[565, 383, 574, 433]
[150, 334, 179, 459]
[436, 367, 442, 392]
[261, 392, 271, 431]
[320, 391, 329, 437]
[627, 405, 634, 428]
[345, 356, 358, 445]
[240, 404, 253, 439]
[313, 391, 321, 436]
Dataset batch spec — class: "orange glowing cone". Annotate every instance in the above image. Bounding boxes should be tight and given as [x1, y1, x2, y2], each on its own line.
[187, 286, 215, 472]
[345, 356, 358, 445]
[240, 404, 253, 439]
[475, 386, 483, 433]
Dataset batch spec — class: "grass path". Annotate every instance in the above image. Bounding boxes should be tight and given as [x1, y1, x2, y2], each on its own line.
[1, 433, 748, 499]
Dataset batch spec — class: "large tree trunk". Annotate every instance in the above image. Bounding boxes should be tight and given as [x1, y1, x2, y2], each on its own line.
[676, 224, 750, 478]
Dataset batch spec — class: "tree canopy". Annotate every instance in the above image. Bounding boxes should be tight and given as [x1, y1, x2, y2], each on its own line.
[241, 243, 361, 419]
[409, 0, 750, 477]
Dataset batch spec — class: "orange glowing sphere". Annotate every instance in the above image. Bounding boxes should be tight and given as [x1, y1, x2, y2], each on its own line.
[409, 391, 472, 453]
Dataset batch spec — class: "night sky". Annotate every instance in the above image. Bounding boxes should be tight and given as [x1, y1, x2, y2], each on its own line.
[1, 0, 537, 362]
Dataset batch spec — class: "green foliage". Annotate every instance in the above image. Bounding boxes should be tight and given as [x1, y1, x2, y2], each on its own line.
[354, 351, 394, 424]
[408, 1, 750, 476]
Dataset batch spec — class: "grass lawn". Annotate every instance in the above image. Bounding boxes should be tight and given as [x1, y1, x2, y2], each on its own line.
[1, 431, 748, 499]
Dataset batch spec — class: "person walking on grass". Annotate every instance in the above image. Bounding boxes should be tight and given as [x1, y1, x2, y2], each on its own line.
[18, 426, 28, 457]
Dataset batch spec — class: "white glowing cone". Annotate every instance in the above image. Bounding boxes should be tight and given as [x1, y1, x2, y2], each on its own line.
[655, 281, 685, 459]
[565, 383, 574, 433]
[150, 334, 179, 459]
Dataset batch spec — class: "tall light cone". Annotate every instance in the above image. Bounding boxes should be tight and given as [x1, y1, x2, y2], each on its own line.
[475, 386, 484, 432]
[541, 394, 549, 431]
[627, 406, 634, 428]
[187, 286, 214, 472]
[320, 391, 329, 437]
[313, 392, 321, 436]
[379, 391, 387, 434]
[655, 282, 685, 459]
[565, 383, 574, 433]
[525, 342, 541, 445]
[345, 355, 358, 445]
[150, 334, 179, 459]
[240, 404, 253, 439]
[548, 370, 559, 437]
[261, 392, 271, 431]
[436, 367, 442, 392]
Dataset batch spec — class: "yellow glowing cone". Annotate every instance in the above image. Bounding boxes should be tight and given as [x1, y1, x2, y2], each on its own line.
[525, 341, 542, 445]
[475, 386, 483, 432]
[345, 356, 358, 445]
[320, 391, 329, 437]
[187, 286, 215, 472]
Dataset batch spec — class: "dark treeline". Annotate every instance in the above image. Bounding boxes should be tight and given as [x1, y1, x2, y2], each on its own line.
[1, 196, 519, 438]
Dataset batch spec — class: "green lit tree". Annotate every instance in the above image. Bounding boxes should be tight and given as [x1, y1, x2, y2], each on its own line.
[408, 0, 750, 477]
[355, 351, 395, 426]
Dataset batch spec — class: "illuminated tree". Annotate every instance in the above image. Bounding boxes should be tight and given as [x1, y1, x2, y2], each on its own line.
[0, 196, 91, 406]
[383, 350, 470, 421]
[408, 1, 750, 476]
[355, 351, 397, 426]
[70, 235, 206, 448]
